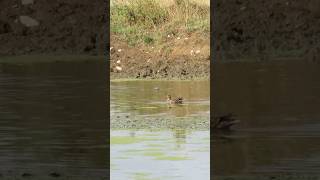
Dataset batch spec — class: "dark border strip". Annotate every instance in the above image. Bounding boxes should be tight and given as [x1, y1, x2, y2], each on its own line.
[210, 0, 216, 179]
[105, 0, 110, 179]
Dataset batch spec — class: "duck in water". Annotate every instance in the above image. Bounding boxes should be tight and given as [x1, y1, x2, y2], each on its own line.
[167, 95, 183, 105]
[213, 113, 240, 130]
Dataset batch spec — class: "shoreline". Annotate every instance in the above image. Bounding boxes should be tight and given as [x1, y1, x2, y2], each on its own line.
[110, 77, 210, 81]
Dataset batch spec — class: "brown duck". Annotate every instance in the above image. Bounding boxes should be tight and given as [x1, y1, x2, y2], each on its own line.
[213, 113, 240, 130]
[167, 95, 183, 104]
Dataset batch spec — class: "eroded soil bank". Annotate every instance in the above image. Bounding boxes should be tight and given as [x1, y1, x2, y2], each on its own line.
[0, 0, 106, 56]
[110, 33, 210, 80]
[214, 0, 320, 62]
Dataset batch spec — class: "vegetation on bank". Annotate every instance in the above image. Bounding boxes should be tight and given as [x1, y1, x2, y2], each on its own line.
[111, 0, 210, 46]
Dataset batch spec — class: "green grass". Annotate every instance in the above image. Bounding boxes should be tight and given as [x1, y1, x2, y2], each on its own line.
[111, 0, 209, 46]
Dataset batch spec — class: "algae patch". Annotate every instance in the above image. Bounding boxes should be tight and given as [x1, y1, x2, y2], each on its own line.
[111, 136, 160, 145]
[155, 156, 190, 161]
[111, 136, 144, 144]
[143, 151, 166, 157]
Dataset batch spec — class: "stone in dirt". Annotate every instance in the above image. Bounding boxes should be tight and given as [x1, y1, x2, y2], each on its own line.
[21, 0, 34, 5]
[19, 16, 39, 27]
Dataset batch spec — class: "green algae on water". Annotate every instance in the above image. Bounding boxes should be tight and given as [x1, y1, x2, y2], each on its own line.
[111, 136, 160, 145]
[155, 156, 190, 161]
[143, 151, 166, 157]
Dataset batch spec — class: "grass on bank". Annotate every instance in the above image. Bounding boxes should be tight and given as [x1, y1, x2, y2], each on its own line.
[111, 0, 210, 46]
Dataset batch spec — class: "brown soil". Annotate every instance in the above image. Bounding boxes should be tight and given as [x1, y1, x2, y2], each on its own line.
[110, 33, 210, 79]
[214, 0, 320, 62]
[0, 0, 106, 56]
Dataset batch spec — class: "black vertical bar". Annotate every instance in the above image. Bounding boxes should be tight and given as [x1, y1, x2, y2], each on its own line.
[210, 0, 216, 179]
[105, 0, 110, 179]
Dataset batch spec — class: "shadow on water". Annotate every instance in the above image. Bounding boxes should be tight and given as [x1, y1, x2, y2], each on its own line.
[213, 61, 320, 178]
[0, 61, 107, 179]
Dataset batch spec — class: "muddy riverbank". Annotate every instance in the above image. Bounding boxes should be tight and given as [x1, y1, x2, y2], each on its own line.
[110, 34, 210, 80]
[0, 0, 106, 56]
[214, 0, 320, 62]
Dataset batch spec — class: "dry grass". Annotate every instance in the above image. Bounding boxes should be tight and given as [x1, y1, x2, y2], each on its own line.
[111, 0, 210, 46]
[111, 0, 209, 6]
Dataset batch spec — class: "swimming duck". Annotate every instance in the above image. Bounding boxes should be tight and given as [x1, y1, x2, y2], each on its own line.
[167, 95, 183, 104]
[213, 113, 240, 130]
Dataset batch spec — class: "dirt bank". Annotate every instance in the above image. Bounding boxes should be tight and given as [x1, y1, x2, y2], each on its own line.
[214, 0, 320, 62]
[0, 0, 107, 56]
[110, 33, 210, 79]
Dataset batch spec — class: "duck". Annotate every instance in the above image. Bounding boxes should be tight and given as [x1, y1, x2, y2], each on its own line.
[213, 113, 240, 130]
[167, 95, 183, 104]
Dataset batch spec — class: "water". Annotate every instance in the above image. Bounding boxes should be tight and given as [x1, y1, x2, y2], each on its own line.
[110, 80, 210, 180]
[0, 61, 107, 179]
[213, 61, 320, 178]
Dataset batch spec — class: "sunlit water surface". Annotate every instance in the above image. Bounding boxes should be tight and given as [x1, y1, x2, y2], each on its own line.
[111, 80, 210, 180]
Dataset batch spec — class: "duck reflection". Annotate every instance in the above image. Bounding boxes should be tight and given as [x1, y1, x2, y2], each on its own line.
[173, 128, 187, 149]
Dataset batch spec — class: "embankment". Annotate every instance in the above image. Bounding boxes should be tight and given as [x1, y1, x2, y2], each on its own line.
[214, 0, 320, 62]
[0, 0, 106, 56]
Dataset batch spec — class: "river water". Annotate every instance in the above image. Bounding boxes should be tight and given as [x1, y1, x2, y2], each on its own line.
[0, 61, 107, 179]
[110, 80, 210, 180]
[213, 61, 320, 178]
[3, 59, 317, 179]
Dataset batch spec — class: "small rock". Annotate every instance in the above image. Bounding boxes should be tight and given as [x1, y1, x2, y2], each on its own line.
[117, 49, 122, 52]
[110, 47, 116, 54]
[184, 37, 189, 40]
[167, 35, 170, 38]
[177, 37, 181, 40]
[19, 16, 39, 27]
[116, 66, 122, 71]
[21, 0, 34, 5]
[116, 60, 121, 64]
[195, 50, 201, 54]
